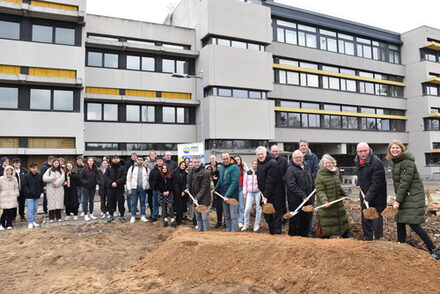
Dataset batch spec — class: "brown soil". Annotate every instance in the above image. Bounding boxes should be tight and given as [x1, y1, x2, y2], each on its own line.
[1, 203, 439, 294]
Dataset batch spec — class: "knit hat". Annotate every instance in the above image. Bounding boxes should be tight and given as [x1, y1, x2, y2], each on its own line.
[1, 157, 9, 164]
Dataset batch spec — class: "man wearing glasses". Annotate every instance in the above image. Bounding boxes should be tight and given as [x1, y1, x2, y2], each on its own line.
[355, 142, 387, 241]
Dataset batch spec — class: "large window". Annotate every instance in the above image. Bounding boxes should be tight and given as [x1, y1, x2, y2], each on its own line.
[0, 20, 20, 40]
[30, 89, 51, 110]
[87, 51, 119, 68]
[203, 36, 265, 51]
[423, 83, 440, 96]
[86, 103, 118, 121]
[0, 87, 18, 109]
[162, 106, 191, 124]
[53, 90, 73, 111]
[32, 24, 75, 45]
[30, 89, 74, 111]
[162, 59, 186, 74]
[206, 87, 266, 99]
[205, 140, 268, 151]
[126, 55, 155, 71]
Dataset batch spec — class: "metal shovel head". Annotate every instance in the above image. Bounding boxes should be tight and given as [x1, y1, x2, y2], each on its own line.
[381, 207, 398, 217]
[262, 203, 276, 214]
[283, 212, 294, 219]
[225, 198, 239, 205]
[363, 207, 379, 219]
[302, 205, 314, 212]
[195, 205, 209, 214]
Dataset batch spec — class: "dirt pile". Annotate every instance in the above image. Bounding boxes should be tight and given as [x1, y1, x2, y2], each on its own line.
[133, 227, 440, 293]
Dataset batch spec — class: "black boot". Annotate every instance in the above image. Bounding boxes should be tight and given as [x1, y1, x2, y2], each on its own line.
[172, 221, 177, 228]
[215, 223, 222, 229]
[431, 248, 440, 260]
[163, 221, 168, 227]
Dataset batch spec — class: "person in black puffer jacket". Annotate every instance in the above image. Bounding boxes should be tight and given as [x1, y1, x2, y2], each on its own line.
[173, 161, 187, 225]
[22, 162, 44, 229]
[256, 146, 284, 235]
[105, 155, 127, 223]
[80, 157, 99, 221]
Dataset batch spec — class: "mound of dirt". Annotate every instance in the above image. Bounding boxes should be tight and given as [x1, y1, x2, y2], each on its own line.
[133, 228, 440, 293]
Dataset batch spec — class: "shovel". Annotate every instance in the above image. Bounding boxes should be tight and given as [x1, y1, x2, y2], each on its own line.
[283, 189, 316, 219]
[187, 191, 210, 213]
[359, 189, 379, 220]
[302, 196, 349, 212]
[214, 191, 239, 205]
[260, 194, 276, 214]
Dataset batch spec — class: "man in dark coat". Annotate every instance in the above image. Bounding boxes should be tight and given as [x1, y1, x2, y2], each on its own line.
[106, 155, 127, 223]
[355, 142, 387, 241]
[284, 150, 314, 237]
[256, 146, 284, 235]
[299, 140, 319, 180]
[270, 145, 288, 221]
[186, 156, 211, 232]
[164, 151, 178, 172]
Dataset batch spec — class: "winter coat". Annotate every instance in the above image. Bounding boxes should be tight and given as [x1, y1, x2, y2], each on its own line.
[164, 159, 178, 172]
[75, 164, 85, 187]
[214, 161, 240, 199]
[97, 168, 108, 188]
[144, 159, 156, 172]
[105, 163, 126, 191]
[64, 172, 79, 208]
[43, 168, 65, 210]
[391, 152, 425, 224]
[22, 171, 44, 199]
[243, 169, 260, 194]
[149, 165, 161, 190]
[187, 166, 211, 207]
[285, 163, 314, 208]
[40, 162, 51, 187]
[315, 167, 349, 237]
[304, 149, 320, 180]
[274, 156, 288, 180]
[124, 159, 135, 171]
[156, 175, 174, 204]
[126, 165, 150, 190]
[15, 168, 28, 196]
[0, 166, 19, 209]
[173, 168, 187, 200]
[256, 153, 284, 210]
[355, 151, 387, 211]
[80, 168, 98, 190]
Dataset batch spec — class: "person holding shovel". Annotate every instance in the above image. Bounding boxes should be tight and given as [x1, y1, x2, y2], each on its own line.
[315, 154, 350, 238]
[186, 156, 211, 232]
[386, 140, 440, 260]
[355, 142, 387, 241]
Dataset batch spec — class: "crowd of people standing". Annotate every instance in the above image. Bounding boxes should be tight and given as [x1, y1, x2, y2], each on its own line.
[0, 139, 439, 259]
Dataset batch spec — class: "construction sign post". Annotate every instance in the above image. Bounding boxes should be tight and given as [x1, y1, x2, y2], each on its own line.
[177, 142, 205, 164]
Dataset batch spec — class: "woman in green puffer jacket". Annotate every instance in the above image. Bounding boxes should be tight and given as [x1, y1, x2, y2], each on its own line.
[387, 139, 440, 260]
[315, 154, 350, 238]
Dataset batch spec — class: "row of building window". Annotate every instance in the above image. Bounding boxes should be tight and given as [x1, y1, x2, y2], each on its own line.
[0, 86, 79, 112]
[86, 142, 178, 151]
[276, 70, 404, 97]
[273, 19, 401, 64]
[0, 137, 75, 149]
[0, 15, 80, 46]
[204, 140, 268, 151]
[204, 87, 266, 99]
[88, 34, 190, 50]
[423, 83, 440, 96]
[421, 48, 440, 63]
[86, 50, 192, 75]
[202, 36, 265, 51]
[276, 112, 405, 131]
[85, 102, 194, 124]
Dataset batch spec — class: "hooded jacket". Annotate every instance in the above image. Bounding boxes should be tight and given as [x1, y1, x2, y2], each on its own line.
[187, 165, 211, 207]
[214, 159, 240, 199]
[0, 166, 19, 209]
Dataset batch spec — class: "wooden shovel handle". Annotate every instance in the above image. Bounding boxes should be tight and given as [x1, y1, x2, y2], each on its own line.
[291, 189, 316, 216]
[187, 191, 199, 205]
[213, 191, 227, 201]
[315, 196, 347, 210]
[359, 189, 370, 209]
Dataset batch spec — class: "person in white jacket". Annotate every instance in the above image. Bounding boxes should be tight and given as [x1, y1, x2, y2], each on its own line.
[0, 166, 19, 230]
[126, 157, 150, 223]
[43, 159, 65, 223]
[242, 160, 262, 232]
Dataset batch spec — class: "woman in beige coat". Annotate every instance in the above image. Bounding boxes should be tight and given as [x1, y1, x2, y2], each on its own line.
[0, 166, 19, 230]
[43, 159, 65, 222]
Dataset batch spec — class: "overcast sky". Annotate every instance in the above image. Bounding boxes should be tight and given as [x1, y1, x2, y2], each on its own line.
[87, 0, 440, 34]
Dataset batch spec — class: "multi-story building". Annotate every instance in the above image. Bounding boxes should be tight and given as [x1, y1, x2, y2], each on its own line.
[1, 0, 440, 177]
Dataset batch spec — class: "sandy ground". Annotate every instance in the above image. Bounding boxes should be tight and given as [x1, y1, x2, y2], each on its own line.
[1, 192, 439, 293]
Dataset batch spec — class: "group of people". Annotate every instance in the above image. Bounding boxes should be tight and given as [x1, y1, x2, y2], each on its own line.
[0, 138, 439, 259]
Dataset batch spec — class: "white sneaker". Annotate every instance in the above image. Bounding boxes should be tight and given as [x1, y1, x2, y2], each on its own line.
[28, 224, 33, 229]
[73, 216, 78, 221]
[238, 223, 244, 228]
[84, 215, 90, 221]
[58, 219, 63, 222]
[241, 225, 248, 231]
[90, 214, 97, 220]
[101, 214, 106, 219]
[80, 212, 85, 217]
[33, 222, 40, 227]
[140, 215, 148, 222]
[130, 216, 136, 223]
[65, 216, 71, 221]
[6, 226, 12, 230]
[0, 226, 4, 231]
[49, 220, 54, 223]
[253, 226, 260, 232]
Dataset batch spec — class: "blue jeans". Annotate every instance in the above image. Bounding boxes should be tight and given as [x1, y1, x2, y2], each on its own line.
[152, 189, 160, 219]
[82, 187, 95, 214]
[238, 187, 244, 226]
[243, 192, 262, 229]
[130, 188, 147, 217]
[222, 201, 238, 232]
[77, 186, 83, 211]
[195, 211, 210, 232]
[26, 198, 39, 224]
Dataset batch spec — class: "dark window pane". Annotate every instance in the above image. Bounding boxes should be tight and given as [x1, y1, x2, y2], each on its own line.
[32, 25, 52, 43]
[0, 87, 18, 109]
[87, 103, 101, 120]
[288, 113, 301, 127]
[53, 90, 73, 111]
[0, 21, 20, 40]
[30, 89, 51, 110]
[55, 27, 75, 45]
